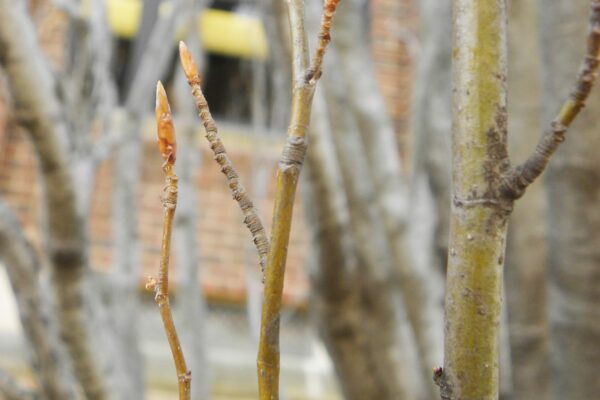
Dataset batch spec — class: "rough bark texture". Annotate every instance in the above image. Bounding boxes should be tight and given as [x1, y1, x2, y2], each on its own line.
[174, 68, 210, 400]
[442, 1, 510, 399]
[0, 202, 76, 400]
[505, 1, 550, 399]
[0, 1, 107, 398]
[539, 1, 600, 399]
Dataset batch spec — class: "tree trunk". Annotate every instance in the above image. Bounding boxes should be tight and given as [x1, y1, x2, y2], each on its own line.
[539, 1, 600, 399]
[504, 1, 550, 399]
[441, 1, 509, 399]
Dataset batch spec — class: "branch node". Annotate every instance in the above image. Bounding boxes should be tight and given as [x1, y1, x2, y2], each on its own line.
[280, 136, 307, 170]
[433, 367, 453, 400]
[501, 1, 600, 197]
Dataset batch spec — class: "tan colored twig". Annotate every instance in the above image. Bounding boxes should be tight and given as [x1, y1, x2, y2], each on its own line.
[179, 42, 270, 276]
[256, 0, 340, 398]
[147, 81, 191, 400]
[500, 0, 600, 199]
[308, 0, 342, 83]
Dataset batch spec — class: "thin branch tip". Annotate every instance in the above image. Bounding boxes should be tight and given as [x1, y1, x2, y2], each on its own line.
[179, 41, 200, 83]
[308, 0, 342, 82]
[180, 49, 270, 277]
[155, 81, 176, 165]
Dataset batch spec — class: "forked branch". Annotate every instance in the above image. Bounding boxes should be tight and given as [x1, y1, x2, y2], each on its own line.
[500, 0, 600, 199]
[147, 82, 191, 400]
[257, 0, 341, 399]
[179, 42, 270, 276]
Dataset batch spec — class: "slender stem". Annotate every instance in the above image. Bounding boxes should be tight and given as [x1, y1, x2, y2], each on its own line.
[179, 42, 270, 276]
[287, 0, 310, 86]
[500, 0, 600, 199]
[179, 0, 340, 396]
[256, 0, 339, 398]
[308, 0, 341, 82]
[148, 82, 190, 400]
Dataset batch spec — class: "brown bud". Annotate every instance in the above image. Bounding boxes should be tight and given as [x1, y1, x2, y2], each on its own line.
[179, 41, 199, 83]
[155, 81, 176, 165]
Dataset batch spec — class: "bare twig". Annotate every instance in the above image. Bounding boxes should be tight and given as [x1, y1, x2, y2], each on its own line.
[308, 0, 341, 82]
[500, 0, 600, 199]
[0, 1, 107, 398]
[179, 41, 270, 275]
[256, 0, 340, 398]
[178, 1, 339, 397]
[147, 82, 191, 400]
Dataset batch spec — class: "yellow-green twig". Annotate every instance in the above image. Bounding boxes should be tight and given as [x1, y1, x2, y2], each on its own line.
[257, 1, 340, 399]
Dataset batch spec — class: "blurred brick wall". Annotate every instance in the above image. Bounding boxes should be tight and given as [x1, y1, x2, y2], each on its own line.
[371, 0, 418, 157]
[0, 121, 309, 305]
[0, 0, 416, 306]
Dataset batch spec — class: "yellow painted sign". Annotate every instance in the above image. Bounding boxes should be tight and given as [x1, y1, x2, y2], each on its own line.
[104, 0, 268, 60]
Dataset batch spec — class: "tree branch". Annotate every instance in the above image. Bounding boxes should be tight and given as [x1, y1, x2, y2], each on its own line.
[307, 0, 340, 82]
[256, 0, 340, 398]
[287, 0, 310, 86]
[0, 1, 108, 398]
[179, 42, 270, 276]
[500, 0, 600, 199]
[0, 201, 76, 400]
[147, 82, 191, 400]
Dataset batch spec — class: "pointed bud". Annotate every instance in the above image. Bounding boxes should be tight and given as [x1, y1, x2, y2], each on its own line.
[155, 81, 176, 165]
[179, 41, 199, 82]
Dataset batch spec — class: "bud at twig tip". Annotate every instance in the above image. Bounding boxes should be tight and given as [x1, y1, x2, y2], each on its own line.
[155, 81, 169, 112]
[155, 81, 176, 165]
[179, 41, 198, 81]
